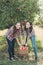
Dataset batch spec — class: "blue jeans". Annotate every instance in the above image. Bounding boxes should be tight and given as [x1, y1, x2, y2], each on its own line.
[6, 38, 16, 59]
[30, 35, 37, 58]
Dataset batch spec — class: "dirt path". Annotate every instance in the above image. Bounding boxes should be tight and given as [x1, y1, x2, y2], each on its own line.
[34, 26, 43, 40]
[0, 29, 8, 36]
[33, 26, 43, 47]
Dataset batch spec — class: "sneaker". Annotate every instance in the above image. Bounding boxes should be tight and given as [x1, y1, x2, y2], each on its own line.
[10, 57, 15, 61]
[35, 57, 37, 60]
[13, 55, 18, 59]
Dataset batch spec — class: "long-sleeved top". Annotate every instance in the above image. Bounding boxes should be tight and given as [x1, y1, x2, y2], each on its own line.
[6, 26, 21, 41]
[24, 28, 35, 43]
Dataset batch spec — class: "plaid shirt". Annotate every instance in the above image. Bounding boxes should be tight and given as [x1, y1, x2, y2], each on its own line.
[6, 26, 21, 41]
[24, 28, 35, 43]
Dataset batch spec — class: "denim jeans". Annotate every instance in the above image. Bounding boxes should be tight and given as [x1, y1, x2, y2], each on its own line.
[6, 38, 16, 59]
[30, 35, 37, 58]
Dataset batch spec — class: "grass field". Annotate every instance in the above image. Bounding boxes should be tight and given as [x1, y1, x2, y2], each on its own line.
[0, 36, 43, 65]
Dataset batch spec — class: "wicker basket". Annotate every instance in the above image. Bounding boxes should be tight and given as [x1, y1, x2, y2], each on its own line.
[17, 46, 28, 56]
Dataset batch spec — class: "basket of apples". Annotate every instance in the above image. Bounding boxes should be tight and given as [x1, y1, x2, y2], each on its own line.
[17, 45, 28, 56]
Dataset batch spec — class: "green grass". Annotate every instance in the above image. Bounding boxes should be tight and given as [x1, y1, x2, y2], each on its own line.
[0, 59, 37, 65]
[0, 36, 42, 65]
[0, 50, 37, 65]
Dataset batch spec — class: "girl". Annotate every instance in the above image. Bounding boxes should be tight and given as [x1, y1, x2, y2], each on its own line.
[6, 22, 22, 61]
[23, 22, 37, 60]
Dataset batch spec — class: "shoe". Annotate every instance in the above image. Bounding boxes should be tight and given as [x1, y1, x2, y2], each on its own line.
[35, 57, 37, 60]
[13, 55, 18, 59]
[10, 57, 15, 61]
[13, 56, 16, 59]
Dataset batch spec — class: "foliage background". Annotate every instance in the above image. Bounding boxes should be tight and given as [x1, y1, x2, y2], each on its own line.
[0, 0, 39, 29]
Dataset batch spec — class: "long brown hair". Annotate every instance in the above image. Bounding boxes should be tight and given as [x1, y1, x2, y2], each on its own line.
[24, 22, 33, 33]
[21, 20, 27, 26]
[13, 23, 22, 37]
[12, 25, 18, 37]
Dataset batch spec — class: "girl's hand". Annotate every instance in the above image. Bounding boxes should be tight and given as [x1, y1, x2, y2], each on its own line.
[25, 44, 28, 46]
[19, 44, 21, 46]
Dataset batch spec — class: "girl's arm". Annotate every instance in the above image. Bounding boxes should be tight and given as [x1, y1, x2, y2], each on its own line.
[16, 37, 21, 46]
[19, 30, 23, 45]
[25, 35, 28, 46]
[19, 34, 23, 45]
[24, 31, 28, 46]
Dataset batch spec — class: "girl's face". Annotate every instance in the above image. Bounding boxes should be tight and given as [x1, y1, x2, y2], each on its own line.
[26, 22, 30, 28]
[16, 23, 21, 29]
